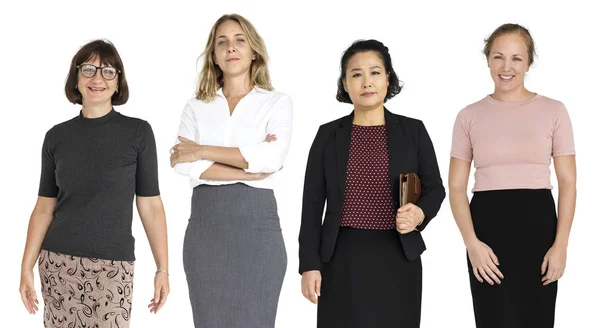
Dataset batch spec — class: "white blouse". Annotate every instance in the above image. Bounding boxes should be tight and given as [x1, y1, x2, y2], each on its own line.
[174, 87, 293, 190]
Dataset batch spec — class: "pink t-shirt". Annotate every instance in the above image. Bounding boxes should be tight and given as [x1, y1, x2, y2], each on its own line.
[451, 94, 575, 192]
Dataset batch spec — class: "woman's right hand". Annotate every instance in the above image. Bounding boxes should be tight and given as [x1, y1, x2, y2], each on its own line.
[301, 270, 322, 304]
[466, 238, 504, 285]
[19, 270, 39, 314]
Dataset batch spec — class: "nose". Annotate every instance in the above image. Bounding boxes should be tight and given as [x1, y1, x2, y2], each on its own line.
[362, 76, 372, 89]
[501, 58, 511, 71]
[227, 44, 236, 53]
[90, 69, 104, 84]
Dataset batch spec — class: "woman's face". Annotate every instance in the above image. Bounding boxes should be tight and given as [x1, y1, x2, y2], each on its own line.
[213, 20, 255, 79]
[77, 55, 118, 107]
[487, 33, 530, 95]
[343, 51, 389, 111]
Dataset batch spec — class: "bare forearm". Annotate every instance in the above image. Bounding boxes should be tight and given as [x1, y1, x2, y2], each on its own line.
[200, 146, 248, 169]
[200, 163, 256, 181]
[21, 206, 54, 271]
[554, 182, 576, 247]
[449, 188, 478, 246]
[139, 198, 169, 270]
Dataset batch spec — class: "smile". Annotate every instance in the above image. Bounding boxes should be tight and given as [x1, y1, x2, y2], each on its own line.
[88, 87, 106, 93]
[499, 75, 515, 82]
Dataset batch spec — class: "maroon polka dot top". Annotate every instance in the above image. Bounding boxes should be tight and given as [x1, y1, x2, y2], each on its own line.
[340, 124, 396, 230]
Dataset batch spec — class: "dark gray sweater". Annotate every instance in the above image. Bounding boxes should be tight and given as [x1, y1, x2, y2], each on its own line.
[38, 109, 160, 261]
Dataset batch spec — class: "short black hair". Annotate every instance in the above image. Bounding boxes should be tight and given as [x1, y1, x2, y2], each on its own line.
[336, 39, 402, 103]
[65, 39, 129, 105]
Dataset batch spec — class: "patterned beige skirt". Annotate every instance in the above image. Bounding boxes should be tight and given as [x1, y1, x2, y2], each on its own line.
[38, 250, 135, 328]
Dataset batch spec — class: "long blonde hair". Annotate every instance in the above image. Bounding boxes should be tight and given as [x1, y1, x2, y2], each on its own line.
[196, 14, 273, 101]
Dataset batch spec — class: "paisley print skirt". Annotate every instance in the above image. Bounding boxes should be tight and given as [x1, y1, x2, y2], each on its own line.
[38, 250, 135, 328]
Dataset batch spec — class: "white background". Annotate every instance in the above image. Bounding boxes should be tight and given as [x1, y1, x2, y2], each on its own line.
[1, 0, 598, 327]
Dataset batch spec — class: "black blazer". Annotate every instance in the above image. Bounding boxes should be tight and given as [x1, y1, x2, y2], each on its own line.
[298, 109, 446, 274]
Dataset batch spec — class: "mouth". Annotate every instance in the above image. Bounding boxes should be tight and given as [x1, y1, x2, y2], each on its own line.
[88, 86, 107, 93]
[361, 92, 375, 97]
[499, 74, 515, 82]
[226, 58, 240, 62]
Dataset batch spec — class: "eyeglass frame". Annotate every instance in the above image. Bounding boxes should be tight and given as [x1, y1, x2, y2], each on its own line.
[76, 64, 122, 81]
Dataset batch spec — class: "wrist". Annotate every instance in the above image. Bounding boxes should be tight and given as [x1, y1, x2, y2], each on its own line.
[553, 240, 568, 249]
[196, 145, 205, 161]
[464, 235, 479, 248]
[155, 269, 169, 276]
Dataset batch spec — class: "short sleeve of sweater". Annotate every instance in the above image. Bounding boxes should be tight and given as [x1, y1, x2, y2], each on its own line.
[135, 120, 160, 196]
[450, 109, 473, 162]
[38, 127, 58, 197]
[552, 104, 576, 157]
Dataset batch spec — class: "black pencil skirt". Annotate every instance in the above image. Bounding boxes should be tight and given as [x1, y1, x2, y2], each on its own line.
[469, 189, 558, 328]
[317, 227, 422, 328]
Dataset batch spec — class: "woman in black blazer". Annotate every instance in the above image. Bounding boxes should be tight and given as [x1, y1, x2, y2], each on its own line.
[298, 40, 445, 328]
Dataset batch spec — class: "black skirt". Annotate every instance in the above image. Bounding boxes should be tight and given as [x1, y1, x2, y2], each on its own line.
[469, 189, 558, 328]
[318, 227, 422, 328]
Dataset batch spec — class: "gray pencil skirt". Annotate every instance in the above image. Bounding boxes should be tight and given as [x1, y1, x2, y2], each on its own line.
[183, 183, 287, 328]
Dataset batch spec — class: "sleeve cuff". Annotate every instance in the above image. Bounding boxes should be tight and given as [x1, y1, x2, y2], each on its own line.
[188, 160, 214, 182]
[239, 146, 259, 173]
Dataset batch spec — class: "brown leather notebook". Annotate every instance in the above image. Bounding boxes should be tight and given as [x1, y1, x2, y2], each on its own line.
[399, 173, 422, 206]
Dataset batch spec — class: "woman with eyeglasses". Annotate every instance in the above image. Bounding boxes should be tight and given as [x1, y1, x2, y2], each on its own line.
[169, 14, 292, 327]
[19, 39, 169, 328]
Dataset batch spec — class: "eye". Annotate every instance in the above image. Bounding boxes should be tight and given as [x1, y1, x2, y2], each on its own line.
[494, 55, 502, 59]
[371, 71, 381, 75]
[513, 57, 522, 61]
[352, 73, 362, 78]
[217, 40, 226, 46]
[236, 38, 246, 43]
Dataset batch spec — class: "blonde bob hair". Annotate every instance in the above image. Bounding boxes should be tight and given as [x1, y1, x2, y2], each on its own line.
[196, 14, 273, 101]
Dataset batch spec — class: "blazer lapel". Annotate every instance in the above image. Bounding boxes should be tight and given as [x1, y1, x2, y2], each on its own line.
[335, 112, 353, 199]
[385, 108, 402, 206]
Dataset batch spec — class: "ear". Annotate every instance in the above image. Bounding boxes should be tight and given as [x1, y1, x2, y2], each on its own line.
[342, 78, 348, 92]
[387, 72, 390, 87]
[252, 53, 256, 61]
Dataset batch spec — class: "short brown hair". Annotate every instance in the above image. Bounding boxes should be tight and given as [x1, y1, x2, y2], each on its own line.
[196, 14, 273, 102]
[484, 23, 536, 66]
[65, 39, 129, 105]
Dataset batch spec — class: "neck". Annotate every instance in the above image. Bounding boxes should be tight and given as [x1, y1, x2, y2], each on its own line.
[491, 87, 535, 103]
[81, 101, 113, 118]
[222, 73, 253, 98]
[353, 104, 385, 126]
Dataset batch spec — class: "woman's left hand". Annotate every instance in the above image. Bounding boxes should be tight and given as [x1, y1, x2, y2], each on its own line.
[541, 244, 567, 286]
[148, 272, 170, 313]
[170, 136, 202, 167]
[396, 203, 425, 234]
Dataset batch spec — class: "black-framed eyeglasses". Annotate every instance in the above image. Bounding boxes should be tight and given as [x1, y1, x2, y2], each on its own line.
[76, 64, 121, 81]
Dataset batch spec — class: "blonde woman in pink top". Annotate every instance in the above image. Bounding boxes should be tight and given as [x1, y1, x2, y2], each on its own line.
[449, 24, 576, 328]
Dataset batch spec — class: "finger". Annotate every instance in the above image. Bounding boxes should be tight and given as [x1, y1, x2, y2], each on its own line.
[308, 281, 318, 304]
[478, 267, 495, 285]
[489, 251, 501, 267]
[315, 278, 321, 297]
[472, 265, 483, 283]
[178, 136, 192, 142]
[487, 254, 504, 279]
[397, 204, 412, 213]
[483, 264, 501, 284]
[155, 292, 168, 313]
[20, 290, 32, 314]
[29, 290, 39, 311]
[541, 257, 548, 275]
[301, 287, 309, 301]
